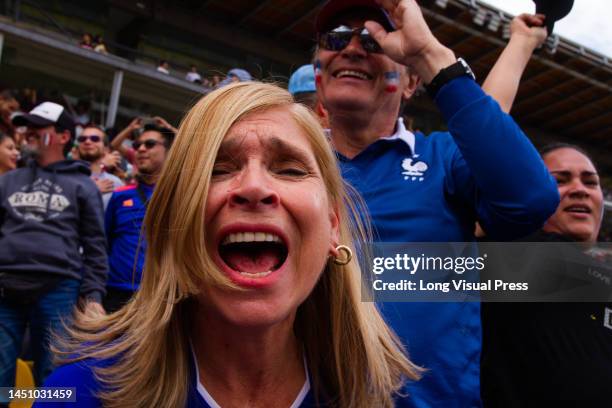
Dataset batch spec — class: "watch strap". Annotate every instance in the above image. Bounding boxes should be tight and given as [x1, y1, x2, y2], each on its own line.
[425, 58, 476, 99]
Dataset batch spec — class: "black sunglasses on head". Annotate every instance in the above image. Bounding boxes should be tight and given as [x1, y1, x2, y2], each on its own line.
[133, 139, 164, 150]
[318, 25, 382, 53]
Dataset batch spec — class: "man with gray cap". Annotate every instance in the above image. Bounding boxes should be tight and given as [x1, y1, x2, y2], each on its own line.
[314, 0, 559, 406]
[0, 102, 107, 388]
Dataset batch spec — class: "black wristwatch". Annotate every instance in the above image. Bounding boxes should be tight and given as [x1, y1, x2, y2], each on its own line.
[425, 58, 476, 99]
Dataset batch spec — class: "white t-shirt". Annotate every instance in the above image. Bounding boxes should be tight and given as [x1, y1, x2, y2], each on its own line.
[186, 71, 203, 83]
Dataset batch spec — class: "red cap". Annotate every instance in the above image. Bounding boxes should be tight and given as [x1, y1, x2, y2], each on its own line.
[315, 0, 395, 34]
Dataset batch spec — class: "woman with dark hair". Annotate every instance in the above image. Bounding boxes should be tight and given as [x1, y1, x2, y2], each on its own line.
[482, 143, 611, 407]
[0, 133, 19, 175]
[539, 143, 604, 243]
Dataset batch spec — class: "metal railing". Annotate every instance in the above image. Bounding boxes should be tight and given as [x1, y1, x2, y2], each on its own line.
[1, 0, 214, 82]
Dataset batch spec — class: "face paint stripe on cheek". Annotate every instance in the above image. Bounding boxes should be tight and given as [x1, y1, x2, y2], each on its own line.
[384, 71, 400, 93]
[315, 60, 323, 85]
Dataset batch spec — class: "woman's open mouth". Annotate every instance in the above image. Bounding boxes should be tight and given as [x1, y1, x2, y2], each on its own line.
[219, 231, 288, 280]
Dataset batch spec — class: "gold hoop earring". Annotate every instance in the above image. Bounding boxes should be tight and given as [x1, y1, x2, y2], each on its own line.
[333, 245, 352, 266]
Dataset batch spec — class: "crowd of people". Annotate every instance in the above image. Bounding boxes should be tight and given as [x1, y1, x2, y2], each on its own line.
[78, 33, 108, 55]
[0, 0, 610, 407]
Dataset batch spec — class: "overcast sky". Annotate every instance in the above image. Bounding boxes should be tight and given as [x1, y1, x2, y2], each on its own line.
[482, 0, 612, 58]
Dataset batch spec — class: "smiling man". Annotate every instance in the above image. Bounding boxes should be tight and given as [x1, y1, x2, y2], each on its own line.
[313, 0, 560, 406]
[103, 123, 175, 312]
[76, 125, 123, 210]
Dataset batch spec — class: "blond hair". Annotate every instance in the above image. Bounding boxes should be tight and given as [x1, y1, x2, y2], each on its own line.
[55, 82, 420, 407]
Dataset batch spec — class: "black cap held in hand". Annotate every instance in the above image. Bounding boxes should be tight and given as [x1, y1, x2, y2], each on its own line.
[533, 0, 574, 33]
[315, 0, 395, 34]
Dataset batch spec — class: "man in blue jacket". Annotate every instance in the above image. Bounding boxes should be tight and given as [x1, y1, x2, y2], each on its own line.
[103, 123, 174, 313]
[0, 102, 107, 388]
[314, 0, 559, 406]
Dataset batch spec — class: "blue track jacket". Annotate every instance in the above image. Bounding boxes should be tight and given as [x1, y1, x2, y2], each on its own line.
[104, 183, 154, 291]
[337, 77, 559, 407]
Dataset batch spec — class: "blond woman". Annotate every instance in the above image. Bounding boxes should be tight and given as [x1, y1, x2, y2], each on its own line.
[38, 82, 420, 408]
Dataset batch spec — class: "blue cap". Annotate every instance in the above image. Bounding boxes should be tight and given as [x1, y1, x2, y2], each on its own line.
[216, 68, 253, 88]
[288, 64, 316, 95]
[227, 68, 252, 82]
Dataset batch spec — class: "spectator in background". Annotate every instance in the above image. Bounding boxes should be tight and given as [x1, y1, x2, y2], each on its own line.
[76, 125, 123, 210]
[0, 133, 19, 175]
[103, 123, 174, 313]
[540, 144, 603, 243]
[211, 74, 223, 88]
[110, 116, 177, 168]
[0, 102, 107, 387]
[288, 64, 329, 127]
[216, 68, 252, 88]
[185, 65, 203, 84]
[79, 33, 93, 50]
[73, 99, 91, 127]
[93, 35, 108, 55]
[0, 93, 19, 137]
[156, 60, 170, 75]
[481, 144, 611, 407]
[202, 76, 213, 90]
[312, 1, 558, 406]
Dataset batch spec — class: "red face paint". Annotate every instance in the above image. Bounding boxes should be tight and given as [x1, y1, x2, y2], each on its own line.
[315, 60, 322, 85]
[384, 71, 400, 93]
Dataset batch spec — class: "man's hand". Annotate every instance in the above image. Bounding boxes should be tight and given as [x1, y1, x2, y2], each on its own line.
[85, 301, 106, 316]
[102, 150, 122, 171]
[79, 298, 106, 317]
[128, 117, 143, 132]
[153, 116, 178, 133]
[510, 14, 548, 51]
[365, 0, 456, 83]
[94, 178, 115, 194]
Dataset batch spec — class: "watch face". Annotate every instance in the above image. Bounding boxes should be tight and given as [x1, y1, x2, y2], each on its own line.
[458, 58, 476, 80]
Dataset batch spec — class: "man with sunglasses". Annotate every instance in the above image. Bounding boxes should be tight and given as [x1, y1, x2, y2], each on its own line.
[76, 125, 124, 210]
[103, 123, 175, 313]
[314, 0, 559, 407]
[0, 102, 107, 388]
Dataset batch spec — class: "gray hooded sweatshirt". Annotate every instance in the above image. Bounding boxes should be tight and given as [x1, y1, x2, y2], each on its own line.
[0, 159, 107, 302]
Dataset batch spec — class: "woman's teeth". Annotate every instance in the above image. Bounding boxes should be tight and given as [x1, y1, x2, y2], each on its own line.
[239, 270, 272, 278]
[222, 232, 282, 244]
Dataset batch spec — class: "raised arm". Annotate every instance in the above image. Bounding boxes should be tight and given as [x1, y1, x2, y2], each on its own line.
[153, 116, 178, 133]
[369, 1, 559, 239]
[482, 14, 548, 113]
[111, 118, 142, 157]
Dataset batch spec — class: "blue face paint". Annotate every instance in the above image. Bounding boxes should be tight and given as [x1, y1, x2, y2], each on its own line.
[42, 132, 51, 146]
